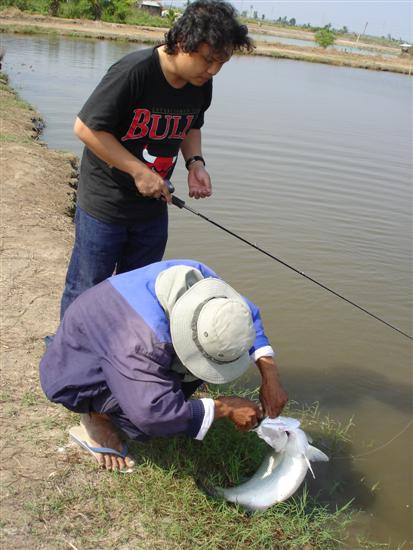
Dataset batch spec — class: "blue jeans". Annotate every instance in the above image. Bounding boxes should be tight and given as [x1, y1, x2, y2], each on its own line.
[60, 206, 168, 319]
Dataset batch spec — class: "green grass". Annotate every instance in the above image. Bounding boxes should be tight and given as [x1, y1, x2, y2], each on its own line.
[21, 390, 40, 406]
[0, 72, 34, 110]
[0, 134, 33, 143]
[20, 396, 369, 548]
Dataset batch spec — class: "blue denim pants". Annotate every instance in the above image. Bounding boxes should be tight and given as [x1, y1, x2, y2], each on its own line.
[60, 206, 168, 319]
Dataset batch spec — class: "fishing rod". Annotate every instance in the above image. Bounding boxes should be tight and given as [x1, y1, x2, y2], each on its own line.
[164, 182, 412, 341]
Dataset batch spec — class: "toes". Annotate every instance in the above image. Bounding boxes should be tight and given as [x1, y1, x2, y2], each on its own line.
[111, 455, 119, 471]
[94, 452, 135, 471]
[125, 456, 135, 468]
[96, 453, 106, 468]
[104, 453, 113, 470]
[92, 454, 136, 472]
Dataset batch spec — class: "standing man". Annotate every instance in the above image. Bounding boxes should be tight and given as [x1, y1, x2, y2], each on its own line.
[41, 260, 288, 471]
[60, 0, 253, 318]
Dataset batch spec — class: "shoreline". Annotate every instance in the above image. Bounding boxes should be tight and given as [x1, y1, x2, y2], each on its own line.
[0, 71, 79, 547]
[1, 10, 411, 75]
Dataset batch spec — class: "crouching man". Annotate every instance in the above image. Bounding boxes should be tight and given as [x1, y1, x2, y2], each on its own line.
[40, 260, 288, 471]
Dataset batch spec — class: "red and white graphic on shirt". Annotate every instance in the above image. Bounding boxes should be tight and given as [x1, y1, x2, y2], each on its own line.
[121, 108, 194, 142]
[142, 145, 177, 178]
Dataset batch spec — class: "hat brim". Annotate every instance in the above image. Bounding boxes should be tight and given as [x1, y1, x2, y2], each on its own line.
[170, 278, 252, 384]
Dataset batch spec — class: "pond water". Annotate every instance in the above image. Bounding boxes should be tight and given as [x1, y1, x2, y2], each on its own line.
[249, 32, 398, 57]
[3, 34, 412, 546]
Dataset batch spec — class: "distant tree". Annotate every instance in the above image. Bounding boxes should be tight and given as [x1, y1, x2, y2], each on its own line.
[88, 0, 103, 20]
[164, 7, 178, 26]
[241, 10, 247, 17]
[341, 25, 348, 33]
[253, 10, 258, 19]
[48, 0, 60, 16]
[261, 13, 265, 20]
[314, 28, 336, 48]
[103, 0, 130, 22]
[289, 17, 296, 26]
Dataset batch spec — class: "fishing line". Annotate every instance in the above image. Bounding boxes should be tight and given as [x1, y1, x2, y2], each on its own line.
[170, 194, 412, 341]
[326, 418, 413, 461]
[167, 186, 413, 462]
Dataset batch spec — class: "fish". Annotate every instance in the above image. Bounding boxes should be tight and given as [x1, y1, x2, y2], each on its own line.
[217, 416, 329, 511]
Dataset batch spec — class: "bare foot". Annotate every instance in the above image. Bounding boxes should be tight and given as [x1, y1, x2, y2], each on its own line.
[74, 412, 135, 471]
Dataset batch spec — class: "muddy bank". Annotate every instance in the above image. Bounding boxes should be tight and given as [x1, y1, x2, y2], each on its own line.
[0, 73, 80, 547]
[1, 9, 411, 75]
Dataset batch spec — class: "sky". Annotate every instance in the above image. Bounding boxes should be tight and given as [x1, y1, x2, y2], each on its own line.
[170, 1, 413, 42]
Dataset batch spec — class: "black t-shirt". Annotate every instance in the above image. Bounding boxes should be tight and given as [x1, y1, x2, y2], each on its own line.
[77, 47, 212, 224]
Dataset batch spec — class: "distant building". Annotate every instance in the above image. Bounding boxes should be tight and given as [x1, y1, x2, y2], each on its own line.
[400, 43, 412, 53]
[139, 1, 162, 16]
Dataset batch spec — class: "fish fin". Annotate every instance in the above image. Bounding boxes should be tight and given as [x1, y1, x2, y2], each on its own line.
[307, 445, 329, 463]
[305, 455, 316, 479]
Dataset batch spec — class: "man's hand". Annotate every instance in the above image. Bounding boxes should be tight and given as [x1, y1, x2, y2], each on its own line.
[256, 357, 288, 418]
[133, 169, 172, 203]
[187, 162, 212, 199]
[214, 396, 262, 432]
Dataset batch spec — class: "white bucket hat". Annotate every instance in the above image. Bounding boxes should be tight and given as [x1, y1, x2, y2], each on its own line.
[156, 267, 256, 384]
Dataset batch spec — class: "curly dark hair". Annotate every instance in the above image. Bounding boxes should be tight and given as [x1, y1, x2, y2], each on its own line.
[164, 0, 254, 55]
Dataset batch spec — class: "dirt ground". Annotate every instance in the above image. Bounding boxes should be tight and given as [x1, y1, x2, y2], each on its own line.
[0, 75, 83, 548]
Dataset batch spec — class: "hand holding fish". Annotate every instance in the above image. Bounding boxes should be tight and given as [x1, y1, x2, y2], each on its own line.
[256, 356, 288, 418]
[214, 396, 262, 432]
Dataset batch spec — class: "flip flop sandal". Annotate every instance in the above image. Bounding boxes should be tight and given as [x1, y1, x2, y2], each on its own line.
[68, 425, 135, 473]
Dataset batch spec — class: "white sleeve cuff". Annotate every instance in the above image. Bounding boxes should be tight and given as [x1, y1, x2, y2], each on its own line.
[194, 398, 215, 440]
[252, 346, 275, 362]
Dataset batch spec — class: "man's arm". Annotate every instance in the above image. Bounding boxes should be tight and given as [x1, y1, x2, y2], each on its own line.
[256, 356, 288, 418]
[74, 117, 171, 202]
[180, 128, 211, 199]
[240, 296, 288, 418]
